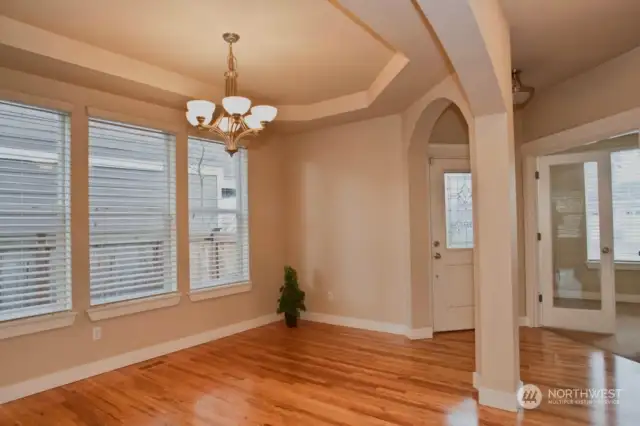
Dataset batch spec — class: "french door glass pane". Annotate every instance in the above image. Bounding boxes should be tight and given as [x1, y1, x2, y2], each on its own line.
[584, 148, 640, 263]
[551, 162, 601, 310]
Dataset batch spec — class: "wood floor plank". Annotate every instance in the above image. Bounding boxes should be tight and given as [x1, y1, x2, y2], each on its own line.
[1, 321, 639, 425]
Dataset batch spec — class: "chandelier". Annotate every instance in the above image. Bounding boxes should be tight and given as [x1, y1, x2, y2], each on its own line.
[511, 69, 535, 110]
[186, 33, 277, 156]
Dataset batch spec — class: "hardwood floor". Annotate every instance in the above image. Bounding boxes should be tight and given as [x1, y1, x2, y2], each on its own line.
[1, 321, 640, 425]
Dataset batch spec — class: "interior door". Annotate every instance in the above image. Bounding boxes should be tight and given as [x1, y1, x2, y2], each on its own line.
[430, 158, 474, 332]
[538, 151, 616, 333]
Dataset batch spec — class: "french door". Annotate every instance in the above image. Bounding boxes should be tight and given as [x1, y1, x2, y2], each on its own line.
[538, 151, 616, 333]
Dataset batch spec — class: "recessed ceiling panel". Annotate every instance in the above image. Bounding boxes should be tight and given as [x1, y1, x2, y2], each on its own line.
[0, 0, 394, 104]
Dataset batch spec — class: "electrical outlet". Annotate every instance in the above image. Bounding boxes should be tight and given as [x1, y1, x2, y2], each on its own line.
[92, 326, 102, 341]
[327, 291, 334, 301]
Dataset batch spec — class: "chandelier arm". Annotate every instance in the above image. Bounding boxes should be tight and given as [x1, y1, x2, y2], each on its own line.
[236, 128, 260, 142]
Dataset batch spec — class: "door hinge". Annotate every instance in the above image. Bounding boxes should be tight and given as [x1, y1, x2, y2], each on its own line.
[538, 294, 543, 303]
[535, 171, 540, 179]
[537, 232, 542, 241]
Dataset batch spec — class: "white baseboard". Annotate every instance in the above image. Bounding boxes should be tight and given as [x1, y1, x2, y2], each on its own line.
[302, 312, 434, 340]
[478, 386, 519, 412]
[0, 313, 280, 404]
[302, 312, 407, 335]
[556, 289, 640, 303]
[519, 316, 530, 327]
[472, 371, 480, 389]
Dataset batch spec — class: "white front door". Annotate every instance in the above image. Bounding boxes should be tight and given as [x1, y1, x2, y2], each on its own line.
[430, 158, 475, 332]
[538, 151, 616, 333]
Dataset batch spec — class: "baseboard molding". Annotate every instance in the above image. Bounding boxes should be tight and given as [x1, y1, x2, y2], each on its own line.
[556, 289, 640, 303]
[303, 312, 408, 335]
[302, 312, 434, 340]
[478, 386, 519, 412]
[303, 313, 530, 337]
[0, 313, 280, 404]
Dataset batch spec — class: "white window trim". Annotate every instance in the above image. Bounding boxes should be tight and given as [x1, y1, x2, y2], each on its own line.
[0, 311, 77, 340]
[188, 281, 251, 302]
[585, 261, 640, 271]
[87, 292, 181, 321]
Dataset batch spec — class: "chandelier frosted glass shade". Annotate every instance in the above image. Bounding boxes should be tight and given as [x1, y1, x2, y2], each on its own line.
[243, 114, 263, 130]
[251, 105, 278, 123]
[217, 117, 230, 133]
[223, 96, 252, 115]
[186, 100, 215, 125]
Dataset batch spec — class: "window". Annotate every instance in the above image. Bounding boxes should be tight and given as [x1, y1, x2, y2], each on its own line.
[585, 149, 640, 263]
[89, 119, 176, 305]
[188, 137, 249, 290]
[444, 172, 474, 249]
[0, 101, 71, 321]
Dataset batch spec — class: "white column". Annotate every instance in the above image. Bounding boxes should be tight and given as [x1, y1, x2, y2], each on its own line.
[471, 109, 520, 411]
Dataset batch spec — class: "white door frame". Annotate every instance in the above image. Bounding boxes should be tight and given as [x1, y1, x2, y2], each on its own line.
[520, 108, 640, 328]
[426, 144, 472, 332]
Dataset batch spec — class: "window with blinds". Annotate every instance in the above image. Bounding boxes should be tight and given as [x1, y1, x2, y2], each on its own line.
[89, 118, 176, 305]
[188, 137, 249, 290]
[0, 101, 71, 321]
[585, 148, 640, 263]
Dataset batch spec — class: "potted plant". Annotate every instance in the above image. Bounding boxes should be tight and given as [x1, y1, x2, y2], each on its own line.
[277, 266, 306, 327]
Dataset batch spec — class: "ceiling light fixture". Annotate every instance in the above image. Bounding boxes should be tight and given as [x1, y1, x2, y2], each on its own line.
[512, 69, 535, 110]
[186, 33, 277, 156]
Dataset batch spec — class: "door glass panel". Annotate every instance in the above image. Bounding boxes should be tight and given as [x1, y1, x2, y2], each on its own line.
[610, 149, 640, 263]
[444, 173, 473, 249]
[550, 162, 601, 310]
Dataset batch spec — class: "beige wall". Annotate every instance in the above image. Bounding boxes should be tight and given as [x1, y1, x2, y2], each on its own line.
[0, 68, 286, 387]
[427, 105, 469, 145]
[523, 46, 640, 143]
[284, 115, 410, 325]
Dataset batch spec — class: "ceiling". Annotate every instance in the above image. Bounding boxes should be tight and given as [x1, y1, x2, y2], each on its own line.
[0, 0, 393, 105]
[0, 0, 638, 130]
[502, 0, 640, 90]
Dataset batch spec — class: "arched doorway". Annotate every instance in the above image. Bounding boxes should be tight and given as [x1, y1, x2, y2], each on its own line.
[407, 97, 473, 333]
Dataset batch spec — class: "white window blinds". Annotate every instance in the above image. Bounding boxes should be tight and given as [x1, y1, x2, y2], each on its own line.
[89, 119, 176, 305]
[188, 138, 249, 289]
[585, 148, 640, 263]
[0, 101, 71, 321]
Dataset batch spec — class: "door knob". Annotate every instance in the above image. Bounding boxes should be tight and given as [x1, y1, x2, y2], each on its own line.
[602, 247, 610, 254]
[434, 252, 442, 260]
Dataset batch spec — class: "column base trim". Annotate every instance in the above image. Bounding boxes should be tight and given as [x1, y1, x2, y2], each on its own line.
[478, 386, 519, 412]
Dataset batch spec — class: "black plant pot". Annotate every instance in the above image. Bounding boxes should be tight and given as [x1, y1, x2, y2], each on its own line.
[284, 313, 298, 328]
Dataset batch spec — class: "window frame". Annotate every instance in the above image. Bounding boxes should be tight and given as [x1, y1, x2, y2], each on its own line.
[0, 100, 73, 324]
[87, 117, 178, 307]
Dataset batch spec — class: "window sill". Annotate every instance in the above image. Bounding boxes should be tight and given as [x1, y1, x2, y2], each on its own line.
[0, 311, 77, 340]
[87, 292, 181, 321]
[188, 281, 252, 302]
[586, 261, 640, 271]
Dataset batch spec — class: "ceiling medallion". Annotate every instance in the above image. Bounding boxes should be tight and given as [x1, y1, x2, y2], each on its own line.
[186, 33, 277, 156]
[512, 69, 535, 110]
